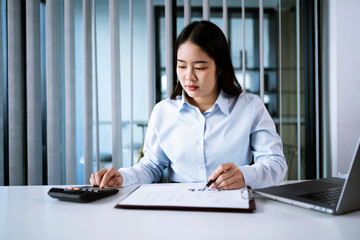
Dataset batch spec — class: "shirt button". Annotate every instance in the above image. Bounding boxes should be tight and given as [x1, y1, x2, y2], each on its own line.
[200, 164, 205, 169]
[198, 139, 203, 145]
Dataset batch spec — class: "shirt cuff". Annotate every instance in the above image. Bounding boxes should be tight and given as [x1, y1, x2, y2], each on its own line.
[238, 165, 257, 188]
[118, 168, 135, 187]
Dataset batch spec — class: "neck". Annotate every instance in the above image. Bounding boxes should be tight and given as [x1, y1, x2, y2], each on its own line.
[186, 90, 220, 114]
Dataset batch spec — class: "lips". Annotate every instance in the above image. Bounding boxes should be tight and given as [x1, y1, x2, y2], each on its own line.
[186, 85, 198, 91]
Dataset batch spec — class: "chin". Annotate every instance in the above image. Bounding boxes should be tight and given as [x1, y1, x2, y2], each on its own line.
[185, 91, 198, 98]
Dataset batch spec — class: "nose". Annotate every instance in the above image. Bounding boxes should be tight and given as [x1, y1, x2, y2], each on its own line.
[185, 67, 196, 82]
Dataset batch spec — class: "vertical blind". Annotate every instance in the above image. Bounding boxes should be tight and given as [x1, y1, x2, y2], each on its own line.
[26, 0, 42, 185]
[83, 0, 93, 184]
[110, 0, 123, 170]
[165, 0, 173, 98]
[93, 0, 100, 174]
[314, 0, 320, 179]
[222, 0, 228, 39]
[129, 0, 134, 170]
[147, 0, 155, 117]
[1, 0, 319, 185]
[8, 0, 25, 185]
[46, 0, 62, 185]
[0, 0, 4, 186]
[296, 0, 301, 179]
[64, 0, 76, 184]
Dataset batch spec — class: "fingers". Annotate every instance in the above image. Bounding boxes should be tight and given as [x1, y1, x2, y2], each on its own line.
[100, 167, 121, 189]
[208, 162, 233, 188]
[97, 168, 110, 186]
[209, 163, 245, 190]
[90, 168, 107, 187]
[209, 163, 232, 181]
[90, 167, 123, 189]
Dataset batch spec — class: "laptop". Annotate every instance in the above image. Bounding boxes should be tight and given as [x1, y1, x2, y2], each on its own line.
[255, 138, 360, 215]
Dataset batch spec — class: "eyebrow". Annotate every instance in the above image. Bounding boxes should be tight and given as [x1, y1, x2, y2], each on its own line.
[177, 59, 208, 64]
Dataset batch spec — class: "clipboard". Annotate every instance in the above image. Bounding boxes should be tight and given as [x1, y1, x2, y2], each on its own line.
[115, 183, 256, 213]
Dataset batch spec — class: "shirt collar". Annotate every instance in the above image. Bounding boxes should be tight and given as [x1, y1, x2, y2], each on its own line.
[177, 89, 230, 115]
[177, 90, 191, 112]
[214, 90, 230, 115]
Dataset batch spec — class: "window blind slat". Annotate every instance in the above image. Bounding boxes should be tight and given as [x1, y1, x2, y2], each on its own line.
[165, 0, 173, 98]
[203, 0, 210, 20]
[296, 0, 301, 180]
[222, 0, 228, 40]
[242, 0, 246, 91]
[279, 0, 282, 138]
[259, 0, 264, 101]
[65, 0, 76, 184]
[110, 0, 122, 170]
[83, 0, 93, 184]
[147, 0, 155, 118]
[93, 0, 100, 172]
[46, 0, 61, 185]
[0, 0, 6, 186]
[8, 0, 25, 185]
[184, 0, 191, 26]
[129, 0, 134, 165]
[315, 0, 320, 179]
[26, 0, 42, 185]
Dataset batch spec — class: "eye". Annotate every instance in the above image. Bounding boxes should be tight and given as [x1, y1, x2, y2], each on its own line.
[195, 67, 207, 70]
[178, 65, 186, 69]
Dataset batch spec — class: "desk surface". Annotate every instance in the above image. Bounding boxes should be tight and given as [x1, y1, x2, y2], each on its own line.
[1, 184, 359, 240]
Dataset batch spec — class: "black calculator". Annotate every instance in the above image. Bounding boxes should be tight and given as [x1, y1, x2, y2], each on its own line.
[48, 186, 119, 203]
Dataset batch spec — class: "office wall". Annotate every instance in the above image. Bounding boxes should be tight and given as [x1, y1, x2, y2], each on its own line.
[324, 0, 360, 175]
[336, 0, 360, 174]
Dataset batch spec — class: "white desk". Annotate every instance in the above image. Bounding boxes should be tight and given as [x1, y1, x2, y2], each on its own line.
[1, 184, 359, 240]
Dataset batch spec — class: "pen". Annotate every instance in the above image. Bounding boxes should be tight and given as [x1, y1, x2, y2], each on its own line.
[203, 177, 218, 190]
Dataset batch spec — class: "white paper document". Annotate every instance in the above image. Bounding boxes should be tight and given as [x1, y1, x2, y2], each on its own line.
[118, 183, 251, 209]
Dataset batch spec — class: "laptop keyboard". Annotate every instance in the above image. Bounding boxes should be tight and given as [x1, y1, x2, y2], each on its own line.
[299, 187, 342, 206]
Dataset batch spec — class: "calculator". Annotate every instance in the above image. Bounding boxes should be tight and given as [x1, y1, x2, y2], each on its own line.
[48, 186, 119, 203]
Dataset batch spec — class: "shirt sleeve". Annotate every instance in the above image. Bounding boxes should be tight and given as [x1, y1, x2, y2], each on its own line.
[238, 96, 288, 188]
[118, 104, 170, 187]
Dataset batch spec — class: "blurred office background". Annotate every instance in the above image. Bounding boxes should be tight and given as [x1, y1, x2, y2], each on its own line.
[0, 0, 359, 186]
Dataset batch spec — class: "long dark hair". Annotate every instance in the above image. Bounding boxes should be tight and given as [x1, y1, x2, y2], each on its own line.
[170, 20, 242, 99]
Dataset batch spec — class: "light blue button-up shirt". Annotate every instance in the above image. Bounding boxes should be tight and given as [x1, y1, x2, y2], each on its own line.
[119, 90, 287, 188]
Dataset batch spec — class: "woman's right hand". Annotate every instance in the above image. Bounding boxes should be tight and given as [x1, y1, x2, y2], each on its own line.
[90, 167, 123, 189]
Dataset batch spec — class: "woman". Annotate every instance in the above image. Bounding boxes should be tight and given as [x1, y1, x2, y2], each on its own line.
[90, 21, 287, 190]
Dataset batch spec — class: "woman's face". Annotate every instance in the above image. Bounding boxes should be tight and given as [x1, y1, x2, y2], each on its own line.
[176, 41, 219, 103]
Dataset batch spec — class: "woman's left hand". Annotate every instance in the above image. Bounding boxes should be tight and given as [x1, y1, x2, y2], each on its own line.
[208, 162, 245, 190]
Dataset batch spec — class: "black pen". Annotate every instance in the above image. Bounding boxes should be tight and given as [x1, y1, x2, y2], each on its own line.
[203, 177, 218, 190]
